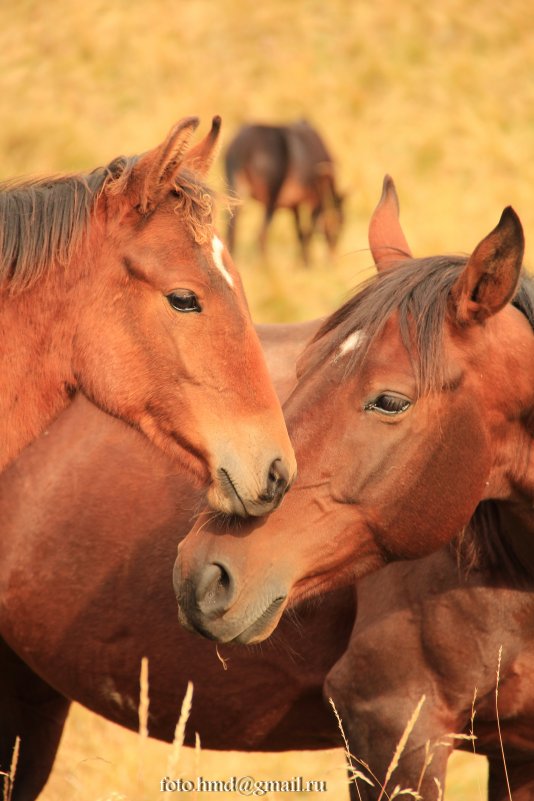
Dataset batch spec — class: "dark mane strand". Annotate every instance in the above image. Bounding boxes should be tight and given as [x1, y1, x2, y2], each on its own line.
[0, 157, 214, 295]
[512, 271, 534, 330]
[453, 501, 533, 587]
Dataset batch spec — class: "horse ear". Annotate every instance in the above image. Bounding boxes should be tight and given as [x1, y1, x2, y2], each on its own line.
[369, 175, 413, 271]
[450, 207, 524, 325]
[129, 117, 200, 213]
[181, 115, 222, 177]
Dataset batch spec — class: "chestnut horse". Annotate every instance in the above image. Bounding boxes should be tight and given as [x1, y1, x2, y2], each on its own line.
[0, 325, 356, 801]
[225, 121, 344, 264]
[326, 498, 534, 801]
[175, 177, 534, 643]
[0, 115, 295, 516]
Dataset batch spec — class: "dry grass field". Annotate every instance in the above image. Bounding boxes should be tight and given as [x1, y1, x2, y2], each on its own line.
[1, 0, 532, 798]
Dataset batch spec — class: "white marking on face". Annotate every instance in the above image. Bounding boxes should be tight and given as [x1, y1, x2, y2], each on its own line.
[211, 235, 234, 288]
[336, 330, 364, 360]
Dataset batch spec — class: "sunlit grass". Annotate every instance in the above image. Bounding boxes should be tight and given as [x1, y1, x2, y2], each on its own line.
[41, 703, 487, 801]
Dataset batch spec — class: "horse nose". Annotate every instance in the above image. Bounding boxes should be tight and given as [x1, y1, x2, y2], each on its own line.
[261, 458, 290, 506]
[195, 562, 236, 618]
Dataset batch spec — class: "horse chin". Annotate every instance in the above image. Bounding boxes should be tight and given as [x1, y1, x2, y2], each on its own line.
[229, 598, 287, 644]
[176, 596, 288, 645]
[207, 472, 288, 518]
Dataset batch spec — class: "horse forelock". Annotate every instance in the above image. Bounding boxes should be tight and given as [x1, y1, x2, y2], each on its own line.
[0, 157, 215, 294]
[170, 168, 215, 246]
[309, 255, 532, 395]
[308, 255, 467, 393]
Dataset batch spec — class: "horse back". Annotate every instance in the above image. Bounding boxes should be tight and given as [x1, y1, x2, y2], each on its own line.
[225, 124, 290, 206]
[225, 121, 335, 210]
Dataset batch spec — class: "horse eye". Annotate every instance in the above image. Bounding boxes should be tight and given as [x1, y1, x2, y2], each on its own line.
[365, 394, 411, 416]
[167, 291, 201, 313]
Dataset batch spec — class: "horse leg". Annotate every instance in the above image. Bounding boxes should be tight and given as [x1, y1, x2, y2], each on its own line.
[488, 755, 534, 801]
[292, 206, 312, 266]
[328, 684, 452, 800]
[258, 200, 278, 256]
[0, 638, 71, 801]
[325, 617, 456, 800]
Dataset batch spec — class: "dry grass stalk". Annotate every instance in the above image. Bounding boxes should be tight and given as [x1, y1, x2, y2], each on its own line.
[1, 736, 20, 801]
[215, 645, 229, 670]
[415, 730, 476, 799]
[194, 731, 201, 775]
[495, 645, 513, 801]
[389, 786, 421, 799]
[137, 656, 150, 788]
[138, 656, 150, 740]
[193, 732, 202, 800]
[328, 697, 374, 800]
[166, 680, 194, 778]
[416, 741, 433, 796]
[469, 687, 485, 801]
[377, 695, 426, 801]
[434, 777, 443, 801]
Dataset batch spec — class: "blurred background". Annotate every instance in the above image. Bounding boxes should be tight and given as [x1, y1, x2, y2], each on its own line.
[2, 0, 532, 797]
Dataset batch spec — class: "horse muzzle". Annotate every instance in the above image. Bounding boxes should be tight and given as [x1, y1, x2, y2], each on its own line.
[208, 455, 294, 516]
[173, 557, 288, 643]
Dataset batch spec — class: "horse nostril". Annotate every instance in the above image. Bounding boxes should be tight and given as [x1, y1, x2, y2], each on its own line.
[196, 562, 235, 617]
[262, 458, 290, 503]
[216, 562, 231, 593]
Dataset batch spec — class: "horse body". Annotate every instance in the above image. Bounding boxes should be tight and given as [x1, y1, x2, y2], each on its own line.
[225, 121, 343, 264]
[175, 178, 534, 644]
[326, 501, 534, 800]
[0, 116, 296, 516]
[0, 322, 355, 801]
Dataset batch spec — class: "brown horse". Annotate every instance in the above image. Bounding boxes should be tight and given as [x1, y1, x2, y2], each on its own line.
[0, 115, 295, 516]
[0, 324, 355, 801]
[326, 498, 534, 801]
[175, 177, 534, 643]
[225, 120, 344, 264]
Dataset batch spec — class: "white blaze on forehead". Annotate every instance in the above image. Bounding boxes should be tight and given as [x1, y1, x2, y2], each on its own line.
[336, 330, 365, 359]
[211, 235, 234, 288]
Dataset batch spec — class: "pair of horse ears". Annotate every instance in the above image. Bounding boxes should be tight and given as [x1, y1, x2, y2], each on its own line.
[129, 115, 221, 214]
[369, 175, 524, 324]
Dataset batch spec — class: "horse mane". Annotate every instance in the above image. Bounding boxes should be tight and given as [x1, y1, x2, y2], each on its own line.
[310, 255, 533, 395]
[454, 501, 534, 587]
[0, 158, 214, 294]
[512, 270, 534, 328]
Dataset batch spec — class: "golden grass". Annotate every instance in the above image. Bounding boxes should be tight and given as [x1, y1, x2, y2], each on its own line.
[41, 703, 350, 801]
[1, 0, 533, 324]
[1, 1, 530, 797]
[41, 702, 487, 801]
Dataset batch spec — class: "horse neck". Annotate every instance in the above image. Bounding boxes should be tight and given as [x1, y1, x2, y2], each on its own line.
[0, 275, 78, 471]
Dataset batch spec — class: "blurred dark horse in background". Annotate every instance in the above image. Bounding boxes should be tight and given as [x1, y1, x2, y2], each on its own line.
[225, 121, 344, 265]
